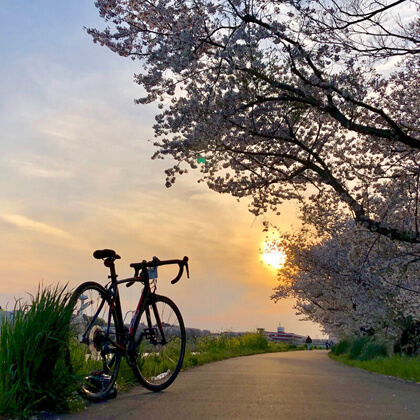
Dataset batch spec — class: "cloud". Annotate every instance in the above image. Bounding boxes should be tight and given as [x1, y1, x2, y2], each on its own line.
[7, 159, 73, 179]
[0, 214, 77, 242]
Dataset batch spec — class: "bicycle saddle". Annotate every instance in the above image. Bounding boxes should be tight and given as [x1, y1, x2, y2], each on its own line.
[93, 249, 121, 260]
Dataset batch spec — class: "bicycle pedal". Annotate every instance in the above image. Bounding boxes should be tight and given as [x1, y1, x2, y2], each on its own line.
[144, 327, 158, 340]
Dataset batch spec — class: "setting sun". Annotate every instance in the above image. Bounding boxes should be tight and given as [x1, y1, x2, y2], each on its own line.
[262, 242, 286, 269]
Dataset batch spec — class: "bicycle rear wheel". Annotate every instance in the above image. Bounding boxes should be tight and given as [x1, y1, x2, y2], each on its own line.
[130, 295, 186, 392]
[68, 282, 123, 401]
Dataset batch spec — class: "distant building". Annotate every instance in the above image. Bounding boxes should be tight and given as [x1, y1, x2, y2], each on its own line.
[264, 324, 306, 344]
[0, 310, 15, 328]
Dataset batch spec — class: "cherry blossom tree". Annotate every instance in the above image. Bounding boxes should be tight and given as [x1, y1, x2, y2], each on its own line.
[270, 210, 420, 339]
[88, 0, 420, 242]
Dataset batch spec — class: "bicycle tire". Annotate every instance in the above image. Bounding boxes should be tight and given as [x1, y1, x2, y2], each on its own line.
[67, 282, 123, 401]
[129, 295, 186, 392]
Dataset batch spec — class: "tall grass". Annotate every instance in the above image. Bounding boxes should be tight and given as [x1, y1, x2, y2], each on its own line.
[0, 284, 80, 418]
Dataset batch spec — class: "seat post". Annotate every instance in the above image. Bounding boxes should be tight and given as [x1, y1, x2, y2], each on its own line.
[104, 258, 118, 282]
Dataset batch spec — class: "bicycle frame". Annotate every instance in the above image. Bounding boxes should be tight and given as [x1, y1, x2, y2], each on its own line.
[92, 257, 167, 355]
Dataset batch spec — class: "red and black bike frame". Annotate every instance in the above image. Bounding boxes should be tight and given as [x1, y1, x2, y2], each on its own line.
[98, 256, 189, 354]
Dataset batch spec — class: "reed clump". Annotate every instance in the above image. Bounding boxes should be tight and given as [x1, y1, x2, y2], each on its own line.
[0, 284, 80, 418]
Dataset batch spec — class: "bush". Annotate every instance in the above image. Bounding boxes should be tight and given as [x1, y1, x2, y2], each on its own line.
[349, 337, 369, 360]
[194, 331, 269, 355]
[358, 341, 389, 361]
[332, 340, 351, 356]
[239, 332, 269, 351]
[394, 316, 420, 357]
[332, 337, 389, 361]
[0, 284, 79, 418]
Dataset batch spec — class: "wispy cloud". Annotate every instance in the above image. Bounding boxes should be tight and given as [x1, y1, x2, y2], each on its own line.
[7, 159, 73, 179]
[0, 214, 77, 241]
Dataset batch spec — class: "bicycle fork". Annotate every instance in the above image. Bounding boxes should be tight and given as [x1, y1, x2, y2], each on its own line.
[127, 298, 168, 359]
[147, 301, 168, 346]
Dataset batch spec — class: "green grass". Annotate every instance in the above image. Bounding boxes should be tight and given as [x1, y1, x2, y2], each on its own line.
[329, 353, 420, 383]
[330, 337, 420, 383]
[0, 284, 82, 419]
[181, 333, 305, 369]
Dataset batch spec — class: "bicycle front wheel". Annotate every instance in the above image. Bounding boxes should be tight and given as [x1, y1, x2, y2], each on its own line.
[68, 282, 123, 401]
[130, 295, 186, 392]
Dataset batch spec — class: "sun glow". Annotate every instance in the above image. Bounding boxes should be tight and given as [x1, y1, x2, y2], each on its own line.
[262, 242, 286, 269]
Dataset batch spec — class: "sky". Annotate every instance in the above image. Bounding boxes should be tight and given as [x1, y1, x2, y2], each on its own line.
[0, 0, 328, 337]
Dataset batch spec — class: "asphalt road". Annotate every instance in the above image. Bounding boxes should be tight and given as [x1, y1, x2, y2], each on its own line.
[59, 351, 420, 420]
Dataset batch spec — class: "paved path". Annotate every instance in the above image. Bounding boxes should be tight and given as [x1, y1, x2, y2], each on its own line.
[59, 351, 420, 419]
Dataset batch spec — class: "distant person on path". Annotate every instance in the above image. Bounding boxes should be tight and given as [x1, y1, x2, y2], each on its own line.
[306, 336, 312, 350]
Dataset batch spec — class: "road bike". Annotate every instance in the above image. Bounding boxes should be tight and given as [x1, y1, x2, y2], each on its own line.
[67, 249, 189, 401]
